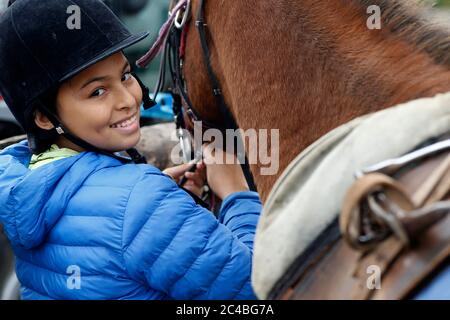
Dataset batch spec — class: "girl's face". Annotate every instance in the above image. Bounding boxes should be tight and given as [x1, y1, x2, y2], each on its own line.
[54, 52, 142, 152]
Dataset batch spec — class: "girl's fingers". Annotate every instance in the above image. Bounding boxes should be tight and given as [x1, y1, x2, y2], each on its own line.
[197, 162, 205, 170]
[185, 173, 203, 187]
[184, 180, 194, 187]
[163, 162, 194, 180]
[193, 177, 204, 188]
[185, 171, 204, 180]
[183, 180, 203, 197]
[197, 163, 206, 178]
[165, 161, 206, 195]
[184, 168, 207, 190]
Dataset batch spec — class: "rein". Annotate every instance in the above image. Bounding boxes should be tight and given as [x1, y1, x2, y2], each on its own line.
[137, 0, 257, 192]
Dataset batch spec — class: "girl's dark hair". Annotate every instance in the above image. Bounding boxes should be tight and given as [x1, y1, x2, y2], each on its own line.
[25, 88, 60, 154]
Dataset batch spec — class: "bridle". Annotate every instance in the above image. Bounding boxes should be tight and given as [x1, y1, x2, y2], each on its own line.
[137, 0, 257, 192]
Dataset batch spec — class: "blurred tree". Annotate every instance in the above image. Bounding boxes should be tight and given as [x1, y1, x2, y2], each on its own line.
[102, 0, 169, 91]
[436, 0, 450, 6]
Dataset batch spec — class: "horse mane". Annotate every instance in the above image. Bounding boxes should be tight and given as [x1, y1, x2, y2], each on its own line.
[356, 0, 450, 65]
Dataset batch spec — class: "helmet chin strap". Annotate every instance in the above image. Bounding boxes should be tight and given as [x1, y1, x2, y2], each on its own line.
[35, 75, 156, 164]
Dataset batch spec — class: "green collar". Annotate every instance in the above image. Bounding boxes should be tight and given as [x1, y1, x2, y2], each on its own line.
[29, 144, 80, 170]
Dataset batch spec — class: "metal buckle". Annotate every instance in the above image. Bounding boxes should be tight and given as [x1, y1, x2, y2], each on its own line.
[350, 138, 450, 248]
[177, 127, 193, 163]
[356, 138, 450, 178]
[367, 193, 410, 245]
[174, 0, 191, 29]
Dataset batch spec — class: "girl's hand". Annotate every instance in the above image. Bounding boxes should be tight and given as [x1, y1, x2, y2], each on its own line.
[202, 144, 249, 200]
[163, 162, 207, 198]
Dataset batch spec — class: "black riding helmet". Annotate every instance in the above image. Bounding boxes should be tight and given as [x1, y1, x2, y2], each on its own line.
[0, 0, 155, 163]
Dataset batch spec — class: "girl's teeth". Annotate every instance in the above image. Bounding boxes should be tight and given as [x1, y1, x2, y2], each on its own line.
[111, 115, 136, 128]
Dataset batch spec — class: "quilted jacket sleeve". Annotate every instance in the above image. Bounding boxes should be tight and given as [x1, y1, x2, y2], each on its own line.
[121, 170, 262, 300]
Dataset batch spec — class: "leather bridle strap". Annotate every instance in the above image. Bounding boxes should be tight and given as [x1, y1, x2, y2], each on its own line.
[194, 0, 257, 192]
[195, 0, 236, 131]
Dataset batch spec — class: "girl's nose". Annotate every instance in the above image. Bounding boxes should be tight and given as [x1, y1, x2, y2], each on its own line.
[114, 85, 137, 111]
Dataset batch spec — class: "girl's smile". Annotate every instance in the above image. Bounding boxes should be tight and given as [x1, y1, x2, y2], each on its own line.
[109, 113, 139, 132]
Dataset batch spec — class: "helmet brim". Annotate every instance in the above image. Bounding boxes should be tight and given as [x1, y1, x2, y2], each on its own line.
[59, 31, 150, 83]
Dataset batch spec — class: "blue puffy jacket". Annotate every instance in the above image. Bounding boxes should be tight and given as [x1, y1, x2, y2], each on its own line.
[0, 141, 262, 300]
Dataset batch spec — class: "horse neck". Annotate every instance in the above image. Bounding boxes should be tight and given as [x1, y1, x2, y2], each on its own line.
[184, 0, 450, 203]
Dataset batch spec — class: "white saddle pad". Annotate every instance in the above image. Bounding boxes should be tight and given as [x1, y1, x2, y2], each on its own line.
[253, 92, 450, 299]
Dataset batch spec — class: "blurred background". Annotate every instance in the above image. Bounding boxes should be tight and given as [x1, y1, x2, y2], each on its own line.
[104, 0, 169, 90]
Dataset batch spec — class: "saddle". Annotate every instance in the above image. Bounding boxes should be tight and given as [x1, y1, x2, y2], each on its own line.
[252, 91, 450, 300]
[275, 138, 450, 299]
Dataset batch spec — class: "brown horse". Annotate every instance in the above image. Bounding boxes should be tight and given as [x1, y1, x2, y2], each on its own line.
[179, 0, 450, 203]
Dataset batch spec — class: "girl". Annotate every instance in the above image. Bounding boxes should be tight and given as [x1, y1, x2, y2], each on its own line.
[0, 0, 261, 299]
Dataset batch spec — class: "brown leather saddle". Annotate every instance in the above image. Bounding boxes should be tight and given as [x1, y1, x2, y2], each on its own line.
[271, 137, 450, 299]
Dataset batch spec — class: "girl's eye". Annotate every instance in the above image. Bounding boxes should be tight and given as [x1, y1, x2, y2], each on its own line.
[90, 88, 106, 98]
[122, 72, 132, 82]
